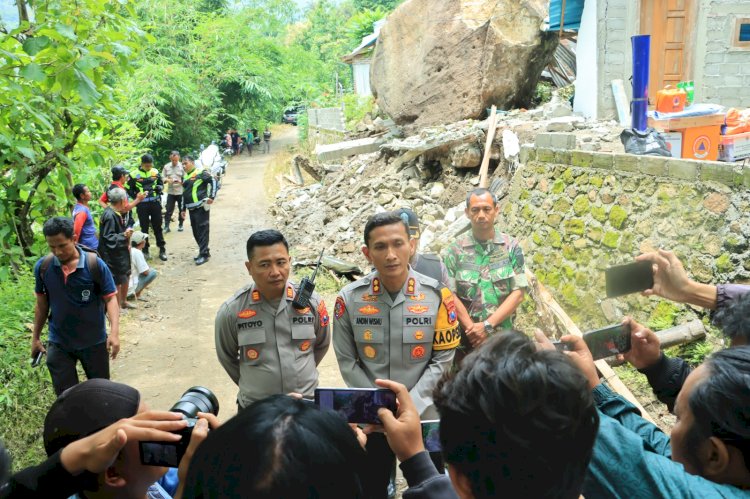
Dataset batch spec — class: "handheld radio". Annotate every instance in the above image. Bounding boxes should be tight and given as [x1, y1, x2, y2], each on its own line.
[293, 250, 324, 310]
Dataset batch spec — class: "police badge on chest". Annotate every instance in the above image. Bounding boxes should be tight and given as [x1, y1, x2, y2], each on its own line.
[81, 289, 91, 302]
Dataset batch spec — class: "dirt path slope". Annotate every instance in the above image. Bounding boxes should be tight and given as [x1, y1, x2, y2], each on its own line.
[113, 126, 344, 415]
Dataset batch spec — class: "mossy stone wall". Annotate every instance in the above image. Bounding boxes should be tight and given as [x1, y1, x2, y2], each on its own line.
[504, 149, 750, 330]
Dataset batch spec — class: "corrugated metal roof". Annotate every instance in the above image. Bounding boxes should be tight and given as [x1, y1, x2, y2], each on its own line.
[342, 19, 385, 64]
[548, 0, 585, 31]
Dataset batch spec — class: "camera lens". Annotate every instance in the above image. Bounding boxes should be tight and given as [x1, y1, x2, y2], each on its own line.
[170, 386, 220, 418]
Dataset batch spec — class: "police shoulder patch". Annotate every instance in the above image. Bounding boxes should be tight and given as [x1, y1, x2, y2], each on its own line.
[334, 296, 346, 319]
[318, 300, 329, 328]
[433, 287, 460, 351]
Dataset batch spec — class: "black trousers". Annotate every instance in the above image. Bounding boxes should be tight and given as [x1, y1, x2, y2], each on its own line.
[136, 201, 165, 250]
[360, 432, 395, 499]
[189, 207, 210, 257]
[46, 341, 110, 395]
[164, 194, 185, 226]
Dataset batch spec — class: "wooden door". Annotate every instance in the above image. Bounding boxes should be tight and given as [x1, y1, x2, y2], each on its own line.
[640, 0, 695, 103]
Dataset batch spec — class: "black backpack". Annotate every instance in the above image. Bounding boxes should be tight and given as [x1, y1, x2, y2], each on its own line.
[38, 245, 102, 293]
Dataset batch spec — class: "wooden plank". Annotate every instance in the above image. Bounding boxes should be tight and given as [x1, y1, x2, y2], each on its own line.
[525, 269, 657, 424]
[648, 113, 725, 131]
[478, 106, 498, 189]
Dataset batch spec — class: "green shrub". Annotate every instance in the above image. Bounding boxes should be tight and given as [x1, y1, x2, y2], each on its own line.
[0, 271, 56, 470]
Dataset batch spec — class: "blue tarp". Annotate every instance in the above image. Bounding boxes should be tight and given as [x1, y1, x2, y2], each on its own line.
[548, 0, 585, 31]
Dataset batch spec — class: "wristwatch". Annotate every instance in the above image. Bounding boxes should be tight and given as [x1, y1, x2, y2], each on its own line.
[483, 320, 494, 334]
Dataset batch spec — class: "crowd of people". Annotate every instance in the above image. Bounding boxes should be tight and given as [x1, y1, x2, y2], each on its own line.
[2, 177, 749, 499]
[222, 127, 272, 156]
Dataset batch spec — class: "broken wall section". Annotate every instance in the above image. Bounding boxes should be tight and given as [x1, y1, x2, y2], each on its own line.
[504, 145, 750, 330]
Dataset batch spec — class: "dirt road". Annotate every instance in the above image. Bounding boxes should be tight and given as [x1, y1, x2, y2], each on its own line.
[113, 126, 344, 415]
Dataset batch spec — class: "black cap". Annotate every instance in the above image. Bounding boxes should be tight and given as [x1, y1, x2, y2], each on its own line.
[395, 208, 420, 238]
[43, 379, 140, 457]
[111, 165, 129, 179]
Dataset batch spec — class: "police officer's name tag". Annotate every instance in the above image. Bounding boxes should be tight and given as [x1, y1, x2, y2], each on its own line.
[292, 316, 314, 325]
[238, 319, 264, 329]
[355, 317, 383, 326]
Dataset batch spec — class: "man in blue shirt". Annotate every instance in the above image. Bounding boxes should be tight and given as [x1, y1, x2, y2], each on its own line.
[32, 217, 120, 395]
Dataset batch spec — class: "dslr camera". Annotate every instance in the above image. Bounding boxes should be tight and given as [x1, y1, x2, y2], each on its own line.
[139, 386, 219, 467]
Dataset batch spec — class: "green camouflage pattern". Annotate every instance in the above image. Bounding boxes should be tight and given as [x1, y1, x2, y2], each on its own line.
[442, 229, 528, 328]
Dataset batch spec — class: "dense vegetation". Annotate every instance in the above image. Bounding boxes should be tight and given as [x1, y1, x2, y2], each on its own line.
[0, 0, 400, 470]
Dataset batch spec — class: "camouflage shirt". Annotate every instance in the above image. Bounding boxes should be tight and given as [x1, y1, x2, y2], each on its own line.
[442, 229, 528, 328]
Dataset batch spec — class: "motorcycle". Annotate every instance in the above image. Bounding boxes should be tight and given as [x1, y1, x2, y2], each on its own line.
[196, 143, 228, 189]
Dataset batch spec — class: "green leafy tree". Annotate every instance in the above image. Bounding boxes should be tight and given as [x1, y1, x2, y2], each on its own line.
[352, 0, 402, 12]
[0, 0, 145, 271]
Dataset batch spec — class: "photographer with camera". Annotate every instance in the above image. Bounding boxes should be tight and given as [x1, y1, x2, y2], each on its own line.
[128, 154, 167, 262]
[40, 380, 220, 499]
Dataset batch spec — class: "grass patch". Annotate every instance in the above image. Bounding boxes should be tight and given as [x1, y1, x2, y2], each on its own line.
[294, 267, 345, 295]
[0, 270, 56, 471]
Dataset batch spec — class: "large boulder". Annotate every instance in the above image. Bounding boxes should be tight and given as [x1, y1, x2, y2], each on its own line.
[371, 0, 558, 127]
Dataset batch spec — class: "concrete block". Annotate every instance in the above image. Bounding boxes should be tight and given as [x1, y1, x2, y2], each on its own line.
[700, 162, 735, 185]
[571, 150, 593, 168]
[704, 52, 724, 64]
[718, 87, 745, 99]
[315, 137, 384, 161]
[703, 63, 722, 76]
[555, 149, 572, 165]
[590, 152, 614, 170]
[614, 153, 639, 173]
[520, 144, 536, 164]
[606, 18, 626, 31]
[535, 132, 577, 149]
[666, 159, 700, 180]
[536, 147, 556, 163]
[638, 156, 667, 176]
[741, 167, 750, 189]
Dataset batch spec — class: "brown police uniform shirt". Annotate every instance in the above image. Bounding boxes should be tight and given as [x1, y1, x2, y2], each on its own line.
[215, 281, 330, 408]
[333, 268, 459, 417]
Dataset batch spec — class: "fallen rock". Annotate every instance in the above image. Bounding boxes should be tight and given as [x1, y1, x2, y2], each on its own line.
[371, 0, 558, 126]
[450, 144, 482, 168]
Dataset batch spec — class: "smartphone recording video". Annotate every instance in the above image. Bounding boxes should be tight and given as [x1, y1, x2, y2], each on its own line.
[583, 322, 632, 360]
[314, 388, 397, 424]
[605, 261, 654, 298]
[421, 420, 441, 452]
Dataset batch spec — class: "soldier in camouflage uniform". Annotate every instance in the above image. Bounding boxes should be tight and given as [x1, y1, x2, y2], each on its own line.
[442, 188, 527, 363]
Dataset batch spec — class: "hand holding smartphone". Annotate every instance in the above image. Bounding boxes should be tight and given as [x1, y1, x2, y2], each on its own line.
[605, 261, 654, 298]
[553, 322, 632, 361]
[314, 388, 397, 424]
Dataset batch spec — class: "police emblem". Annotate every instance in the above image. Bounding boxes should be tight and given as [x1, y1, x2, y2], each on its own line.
[358, 305, 380, 315]
[411, 345, 426, 360]
[363, 330, 373, 341]
[414, 330, 424, 340]
[237, 309, 257, 319]
[299, 340, 312, 352]
[363, 345, 377, 359]
[407, 305, 429, 314]
[81, 290, 91, 302]
[360, 293, 378, 302]
[409, 293, 425, 301]
[334, 296, 346, 319]
[318, 301, 329, 328]
[246, 348, 259, 360]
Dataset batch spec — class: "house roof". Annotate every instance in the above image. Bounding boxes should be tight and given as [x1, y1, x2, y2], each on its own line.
[342, 19, 385, 64]
[547, 0, 585, 31]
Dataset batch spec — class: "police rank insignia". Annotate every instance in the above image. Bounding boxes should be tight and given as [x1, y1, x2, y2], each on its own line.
[363, 345, 377, 358]
[360, 293, 378, 302]
[411, 345, 426, 360]
[318, 301, 329, 328]
[407, 305, 429, 314]
[237, 309, 257, 319]
[406, 277, 416, 294]
[409, 293, 425, 301]
[334, 296, 346, 319]
[299, 340, 312, 352]
[372, 278, 381, 293]
[358, 305, 380, 315]
[251, 290, 261, 302]
[286, 286, 295, 299]
[246, 348, 259, 360]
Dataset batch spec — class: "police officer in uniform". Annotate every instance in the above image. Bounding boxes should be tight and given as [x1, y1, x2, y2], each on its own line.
[334, 211, 459, 499]
[127, 154, 167, 261]
[215, 230, 330, 410]
[181, 155, 216, 266]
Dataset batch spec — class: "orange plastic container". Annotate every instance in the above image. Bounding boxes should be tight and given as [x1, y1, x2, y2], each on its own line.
[681, 125, 720, 161]
[655, 86, 687, 113]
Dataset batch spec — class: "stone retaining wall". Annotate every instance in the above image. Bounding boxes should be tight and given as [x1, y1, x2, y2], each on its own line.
[504, 146, 750, 329]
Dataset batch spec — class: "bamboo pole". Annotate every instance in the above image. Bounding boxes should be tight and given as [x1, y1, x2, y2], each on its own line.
[525, 269, 656, 424]
[478, 106, 499, 189]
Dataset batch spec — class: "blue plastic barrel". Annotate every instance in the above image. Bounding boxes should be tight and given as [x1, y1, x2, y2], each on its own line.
[631, 35, 650, 131]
